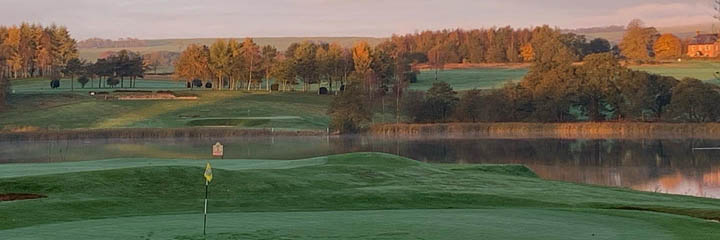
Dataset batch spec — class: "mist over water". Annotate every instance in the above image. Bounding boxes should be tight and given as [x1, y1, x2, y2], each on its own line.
[2, 136, 720, 199]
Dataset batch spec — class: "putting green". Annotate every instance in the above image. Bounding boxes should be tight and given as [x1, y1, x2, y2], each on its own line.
[0, 209, 678, 240]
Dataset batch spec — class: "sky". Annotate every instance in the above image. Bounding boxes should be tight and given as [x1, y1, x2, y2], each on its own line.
[0, 0, 717, 40]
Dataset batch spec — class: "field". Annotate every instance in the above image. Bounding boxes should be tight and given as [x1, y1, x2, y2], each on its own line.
[1, 152, 719, 239]
[1, 78, 332, 130]
[412, 68, 527, 91]
[631, 60, 720, 82]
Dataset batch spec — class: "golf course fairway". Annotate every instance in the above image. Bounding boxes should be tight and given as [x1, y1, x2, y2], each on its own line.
[1, 152, 719, 239]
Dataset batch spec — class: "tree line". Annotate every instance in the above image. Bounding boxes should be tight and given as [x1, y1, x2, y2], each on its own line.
[386, 27, 612, 66]
[0, 23, 78, 79]
[77, 37, 147, 48]
[61, 50, 146, 89]
[401, 26, 720, 125]
[174, 38, 416, 93]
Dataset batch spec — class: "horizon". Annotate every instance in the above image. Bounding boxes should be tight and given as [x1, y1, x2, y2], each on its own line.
[0, 0, 716, 40]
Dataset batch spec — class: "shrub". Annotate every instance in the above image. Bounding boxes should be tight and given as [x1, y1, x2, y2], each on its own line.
[106, 77, 120, 87]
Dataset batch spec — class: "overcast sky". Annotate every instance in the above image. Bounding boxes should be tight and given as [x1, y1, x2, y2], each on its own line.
[0, 0, 716, 40]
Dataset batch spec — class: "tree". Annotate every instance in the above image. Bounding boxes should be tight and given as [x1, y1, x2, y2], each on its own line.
[209, 39, 231, 90]
[62, 58, 86, 91]
[653, 34, 682, 60]
[328, 83, 373, 133]
[352, 41, 372, 76]
[77, 75, 89, 88]
[587, 38, 611, 55]
[667, 78, 720, 122]
[293, 41, 318, 92]
[241, 38, 261, 90]
[619, 19, 656, 62]
[401, 90, 426, 123]
[175, 44, 210, 87]
[616, 70, 677, 120]
[575, 53, 623, 121]
[425, 81, 458, 122]
[0, 74, 8, 110]
[260, 45, 278, 91]
[454, 89, 485, 122]
[520, 43, 534, 62]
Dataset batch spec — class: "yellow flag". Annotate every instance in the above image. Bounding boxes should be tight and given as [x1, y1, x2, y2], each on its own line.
[204, 162, 213, 183]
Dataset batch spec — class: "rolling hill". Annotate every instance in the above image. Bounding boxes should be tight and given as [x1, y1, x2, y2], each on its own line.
[78, 37, 386, 61]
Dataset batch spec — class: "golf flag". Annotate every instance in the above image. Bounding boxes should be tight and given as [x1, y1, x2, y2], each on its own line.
[204, 162, 213, 183]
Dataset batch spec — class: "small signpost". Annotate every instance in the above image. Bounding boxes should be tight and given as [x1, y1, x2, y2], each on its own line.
[212, 142, 224, 159]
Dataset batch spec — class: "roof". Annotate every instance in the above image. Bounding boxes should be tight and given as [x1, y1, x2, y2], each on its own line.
[689, 34, 719, 45]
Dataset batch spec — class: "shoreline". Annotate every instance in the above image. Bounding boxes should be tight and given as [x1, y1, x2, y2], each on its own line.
[370, 122, 720, 139]
[0, 127, 326, 141]
[7, 122, 720, 141]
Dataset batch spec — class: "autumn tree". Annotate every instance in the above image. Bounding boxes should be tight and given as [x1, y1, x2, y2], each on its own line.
[260, 45, 278, 91]
[209, 39, 231, 90]
[520, 43, 534, 62]
[241, 38, 261, 90]
[292, 41, 318, 92]
[653, 34, 682, 59]
[174, 44, 210, 86]
[619, 19, 656, 62]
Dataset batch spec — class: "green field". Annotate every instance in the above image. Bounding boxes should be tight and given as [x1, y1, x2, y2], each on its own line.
[631, 61, 720, 82]
[1, 79, 332, 130]
[1, 153, 719, 239]
[412, 68, 528, 91]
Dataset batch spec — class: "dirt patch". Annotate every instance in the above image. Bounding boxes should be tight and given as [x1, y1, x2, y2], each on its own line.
[0, 193, 47, 202]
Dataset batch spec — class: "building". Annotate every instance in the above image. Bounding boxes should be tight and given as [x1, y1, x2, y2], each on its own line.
[687, 32, 720, 58]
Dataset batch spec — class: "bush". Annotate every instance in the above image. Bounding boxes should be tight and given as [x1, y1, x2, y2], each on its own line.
[192, 79, 203, 88]
[106, 77, 120, 87]
[328, 84, 372, 133]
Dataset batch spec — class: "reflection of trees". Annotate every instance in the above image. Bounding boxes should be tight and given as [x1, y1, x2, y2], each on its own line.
[359, 137, 720, 189]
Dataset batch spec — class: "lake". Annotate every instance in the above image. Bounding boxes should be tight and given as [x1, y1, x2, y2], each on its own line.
[2, 136, 719, 199]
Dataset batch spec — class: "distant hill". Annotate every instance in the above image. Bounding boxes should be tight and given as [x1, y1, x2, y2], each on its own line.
[567, 22, 719, 43]
[78, 37, 386, 61]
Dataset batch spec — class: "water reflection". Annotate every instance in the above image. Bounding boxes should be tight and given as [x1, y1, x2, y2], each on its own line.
[1, 136, 719, 199]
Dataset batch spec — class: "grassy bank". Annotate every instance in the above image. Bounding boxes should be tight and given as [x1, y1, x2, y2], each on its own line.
[1, 153, 719, 239]
[371, 122, 720, 139]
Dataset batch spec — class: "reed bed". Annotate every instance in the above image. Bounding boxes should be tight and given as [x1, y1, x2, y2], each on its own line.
[370, 122, 720, 139]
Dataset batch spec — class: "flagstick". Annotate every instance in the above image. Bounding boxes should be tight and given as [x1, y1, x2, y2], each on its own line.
[203, 180, 208, 235]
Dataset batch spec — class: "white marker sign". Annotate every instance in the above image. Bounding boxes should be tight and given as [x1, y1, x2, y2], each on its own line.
[212, 142, 224, 157]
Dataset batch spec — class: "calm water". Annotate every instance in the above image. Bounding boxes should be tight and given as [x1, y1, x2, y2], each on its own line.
[2, 136, 720, 199]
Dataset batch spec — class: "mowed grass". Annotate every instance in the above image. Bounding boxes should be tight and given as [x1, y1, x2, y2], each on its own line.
[0, 80, 332, 130]
[1, 153, 719, 239]
[631, 60, 720, 82]
[412, 68, 527, 91]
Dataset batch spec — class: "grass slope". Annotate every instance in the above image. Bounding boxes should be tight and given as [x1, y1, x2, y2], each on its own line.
[412, 68, 527, 91]
[1, 153, 719, 239]
[0, 89, 331, 130]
